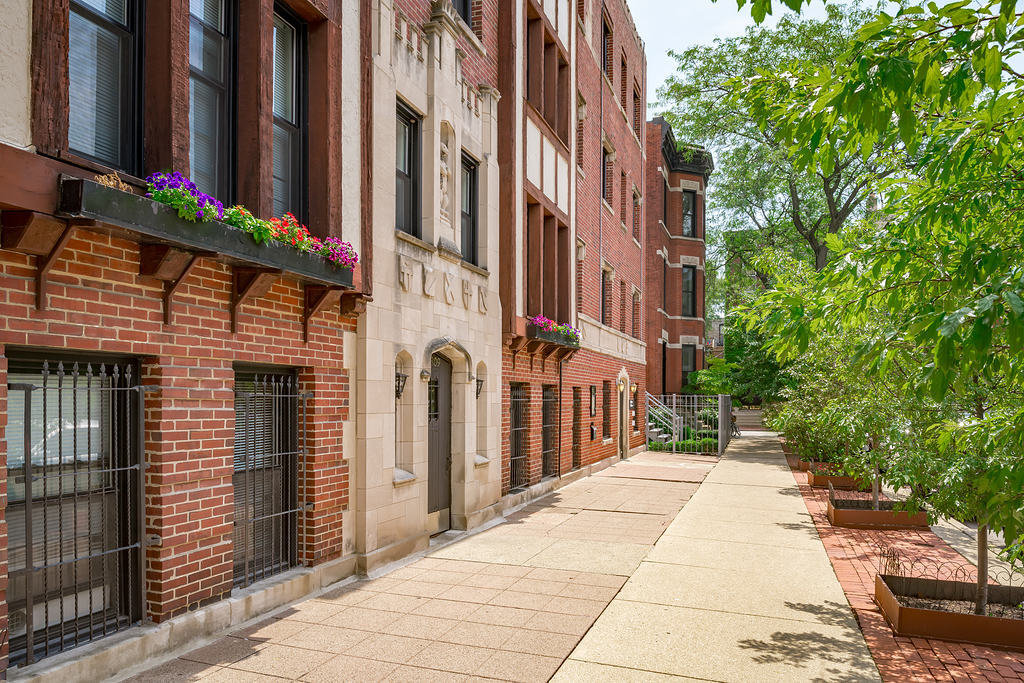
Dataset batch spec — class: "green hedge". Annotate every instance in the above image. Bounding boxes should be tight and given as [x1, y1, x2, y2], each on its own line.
[648, 438, 719, 453]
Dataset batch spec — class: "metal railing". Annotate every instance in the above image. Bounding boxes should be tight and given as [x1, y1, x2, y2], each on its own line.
[233, 372, 309, 589]
[646, 393, 733, 456]
[6, 360, 153, 667]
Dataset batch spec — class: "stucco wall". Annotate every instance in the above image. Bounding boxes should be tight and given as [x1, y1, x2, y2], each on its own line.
[0, 0, 33, 150]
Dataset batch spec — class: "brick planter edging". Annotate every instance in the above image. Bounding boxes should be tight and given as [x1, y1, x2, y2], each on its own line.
[875, 574, 1024, 653]
[826, 500, 929, 530]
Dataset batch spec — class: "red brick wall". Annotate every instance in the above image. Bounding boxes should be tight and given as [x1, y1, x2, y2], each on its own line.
[500, 346, 646, 494]
[0, 228, 353, 625]
[644, 122, 708, 395]
[575, 0, 646, 333]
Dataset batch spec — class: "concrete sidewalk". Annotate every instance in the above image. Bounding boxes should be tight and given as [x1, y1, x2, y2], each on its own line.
[120, 451, 717, 683]
[555, 433, 882, 682]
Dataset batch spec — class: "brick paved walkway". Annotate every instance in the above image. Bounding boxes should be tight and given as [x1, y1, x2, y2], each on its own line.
[788, 445, 1024, 682]
[121, 451, 715, 682]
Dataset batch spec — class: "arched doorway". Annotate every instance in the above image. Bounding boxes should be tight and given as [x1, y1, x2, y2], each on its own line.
[427, 353, 453, 534]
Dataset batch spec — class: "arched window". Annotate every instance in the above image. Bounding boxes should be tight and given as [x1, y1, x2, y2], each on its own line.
[395, 353, 414, 476]
[475, 362, 488, 459]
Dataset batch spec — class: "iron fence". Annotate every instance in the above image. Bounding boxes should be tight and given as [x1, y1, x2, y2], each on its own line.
[541, 386, 558, 478]
[6, 360, 152, 667]
[508, 383, 529, 491]
[233, 372, 309, 589]
[646, 393, 732, 456]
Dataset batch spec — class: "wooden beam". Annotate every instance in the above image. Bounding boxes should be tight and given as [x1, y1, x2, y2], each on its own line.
[140, 244, 193, 280]
[1, 211, 68, 256]
[36, 224, 74, 310]
[231, 267, 280, 332]
[303, 285, 342, 342]
[163, 252, 214, 325]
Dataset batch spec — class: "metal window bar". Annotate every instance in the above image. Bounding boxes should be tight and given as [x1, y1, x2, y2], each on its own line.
[6, 360, 153, 668]
[509, 384, 529, 491]
[232, 372, 310, 589]
[571, 387, 582, 470]
[541, 386, 558, 478]
[602, 381, 611, 439]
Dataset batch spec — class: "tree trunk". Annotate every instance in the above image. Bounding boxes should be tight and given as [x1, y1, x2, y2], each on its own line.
[976, 524, 989, 615]
[814, 244, 829, 271]
[873, 465, 880, 511]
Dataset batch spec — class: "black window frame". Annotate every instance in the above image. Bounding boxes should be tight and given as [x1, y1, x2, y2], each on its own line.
[602, 380, 612, 439]
[188, 0, 238, 203]
[601, 147, 611, 203]
[601, 270, 610, 325]
[681, 265, 696, 318]
[460, 153, 479, 265]
[271, 4, 309, 223]
[662, 178, 668, 226]
[601, 18, 612, 77]
[682, 190, 696, 237]
[67, 0, 145, 176]
[396, 100, 422, 238]
[453, 0, 472, 25]
[681, 344, 696, 389]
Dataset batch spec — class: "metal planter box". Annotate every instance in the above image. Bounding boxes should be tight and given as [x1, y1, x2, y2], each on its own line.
[58, 176, 354, 289]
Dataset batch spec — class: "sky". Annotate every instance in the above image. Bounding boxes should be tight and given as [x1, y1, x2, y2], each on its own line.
[629, 0, 831, 107]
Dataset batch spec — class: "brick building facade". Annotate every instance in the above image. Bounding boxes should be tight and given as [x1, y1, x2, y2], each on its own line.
[0, 0, 368, 677]
[0, 0, 716, 677]
[496, 0, 648, 501]
[644, 117, 714, 395]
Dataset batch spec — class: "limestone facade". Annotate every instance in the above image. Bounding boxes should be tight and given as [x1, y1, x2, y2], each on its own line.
[353, 0, 504, 572]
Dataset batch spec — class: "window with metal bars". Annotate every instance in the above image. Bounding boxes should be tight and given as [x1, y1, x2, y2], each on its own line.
[601, 18, 612, 77]
[572, 387, 582, 469]
[233, 370, 307, 588]
[68, 0, 142, 175]
[618, 280, 627, 333]
[602, 380, 612, 439]
[632, 85, 642, 139]
[619, 171, 627, 221]
[541, 385, 558, 478]
[602, 146, 612, 203]
[620, 56, 628, 112]
[509, 383, 529, 491]
[6, 356, 147, 667]
[632, 192, 641, 242]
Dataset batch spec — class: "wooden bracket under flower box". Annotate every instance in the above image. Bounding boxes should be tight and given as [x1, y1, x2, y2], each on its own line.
[304, 285, 344, 342]
[232, 267, 281, 333]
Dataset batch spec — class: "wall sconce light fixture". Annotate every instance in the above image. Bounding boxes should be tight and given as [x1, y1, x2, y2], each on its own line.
[476, 377, 485, 398]
[395, 372, 409, 399]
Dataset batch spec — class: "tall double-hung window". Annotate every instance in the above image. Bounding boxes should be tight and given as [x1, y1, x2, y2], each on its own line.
[68, 0, 142, 174]
[396, 102, 421, 237]
[682, 190, 696, 237]
[461, 154, 479, 265]
[272, 9, 306, 219]
[189, 0, 234, 200]
[681, 265, 696, 317]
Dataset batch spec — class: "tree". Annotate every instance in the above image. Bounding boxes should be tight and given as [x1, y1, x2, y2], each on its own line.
[733, 0, 1024, 614]
[657, 2, 882, 281]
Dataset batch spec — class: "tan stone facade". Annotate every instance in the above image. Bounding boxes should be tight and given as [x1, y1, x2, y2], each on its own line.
[352, 0, 504, 573]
